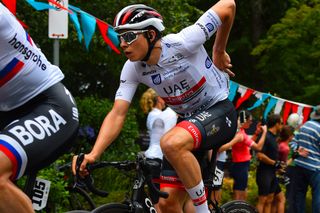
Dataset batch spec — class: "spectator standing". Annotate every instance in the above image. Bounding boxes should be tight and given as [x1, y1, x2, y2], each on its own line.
[256, 114, 285, 213]
[226, 110, 267, 200]
[284, 113, 308, 213]
[292, 105, 320, 213]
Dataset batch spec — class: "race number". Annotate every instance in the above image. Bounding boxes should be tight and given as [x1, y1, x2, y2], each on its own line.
[31, 178, 51, 210]
[213, 166, 224, 186]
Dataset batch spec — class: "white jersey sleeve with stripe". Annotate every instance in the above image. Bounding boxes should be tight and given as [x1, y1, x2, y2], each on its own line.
[115, 9, 230, 116]
[0, 3, 64, 111]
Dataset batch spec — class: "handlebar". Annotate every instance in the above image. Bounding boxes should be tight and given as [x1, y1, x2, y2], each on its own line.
[75, 153, 109, 197]
[75, 153, 168, 199]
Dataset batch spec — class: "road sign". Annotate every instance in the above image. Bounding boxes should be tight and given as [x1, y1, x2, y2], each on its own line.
[48, 0, 68, 39]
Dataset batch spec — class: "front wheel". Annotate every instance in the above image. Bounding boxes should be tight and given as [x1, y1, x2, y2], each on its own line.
[91, 203, 131, 213]
[220, 200, 258, 213]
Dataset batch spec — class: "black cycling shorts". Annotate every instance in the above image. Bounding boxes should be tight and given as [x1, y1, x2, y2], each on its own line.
[161, 99, 237, 188]
[0, 82, 79, 180]
[256, 167, 282, 196]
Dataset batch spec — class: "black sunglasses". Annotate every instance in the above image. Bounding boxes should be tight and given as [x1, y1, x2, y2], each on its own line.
[117, 30, 148, 45]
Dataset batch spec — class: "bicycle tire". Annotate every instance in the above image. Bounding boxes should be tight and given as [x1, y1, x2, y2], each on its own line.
[64, 211, 90, 213]
[220, 200, 258, 213]
[68, 186, 96, 210]
[91, 203, 131, 213]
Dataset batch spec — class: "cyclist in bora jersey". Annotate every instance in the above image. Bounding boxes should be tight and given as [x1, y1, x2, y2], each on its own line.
[0, 3, 79, 213]
[74, 1, 236, 212]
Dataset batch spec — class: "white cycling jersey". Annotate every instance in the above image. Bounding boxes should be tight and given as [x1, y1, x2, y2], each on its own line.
[115, 9, 230, 117]
[145, 107, 177, 159]
[0, 3, 64, 111]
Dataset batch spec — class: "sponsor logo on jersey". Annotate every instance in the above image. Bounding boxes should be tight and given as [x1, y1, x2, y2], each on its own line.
[163, 65, 189, 80]
[205, 23, 214, 32]
[207, 12, 221, 30]
[207, 124, 220, 136]
[226, 116, 232, 127]
[8, 33, 47, 71]
[151, 74, 162, 85]
[195, 111, 212, 122]
[205, 56, 212, 68]
[142, 70, 156, 76]
[167, 53, 184, 63]
[162, 77, 206, 105]
[165, 42, 182, 48]
[8, 109, 67, 146]
[196, 23, 209, 40]
[163, 79, 190, 96]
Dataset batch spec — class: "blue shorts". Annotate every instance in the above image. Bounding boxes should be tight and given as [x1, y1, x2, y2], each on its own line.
[231, 161, 250, 190]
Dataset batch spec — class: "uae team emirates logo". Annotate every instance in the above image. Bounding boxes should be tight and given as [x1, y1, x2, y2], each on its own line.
[151, 74, 161, 85]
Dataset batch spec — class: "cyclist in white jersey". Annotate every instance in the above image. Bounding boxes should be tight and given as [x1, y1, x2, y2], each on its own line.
[74, 1, 236, 212]
[0, 3, 79, 213]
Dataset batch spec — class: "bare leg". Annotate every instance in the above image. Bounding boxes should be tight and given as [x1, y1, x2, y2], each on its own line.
[257, 195, 268, 213]
[183, 197, 196, 213]
[264, 193, 275, 213]
[274, 191, 286, 213]
[234, 189, 247, 200]
[0, 152, 34, 213]
[158, 187, 188, 213]
[161, 127, 208, 212]
[160, 127, 201, 188]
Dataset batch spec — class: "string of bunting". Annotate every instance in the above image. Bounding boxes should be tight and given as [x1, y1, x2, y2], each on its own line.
[2, 0, 120, 54]
[229, 80, 315, 124]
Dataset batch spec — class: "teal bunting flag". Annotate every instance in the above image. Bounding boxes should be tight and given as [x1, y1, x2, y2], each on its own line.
[247, 93, 271, 111]
[263, 97, 278, 120]
[80, 12, 96, 50]
[228, 80, 238, 101]
[68, 5, 83, 42]
[26, 0, 55, 11]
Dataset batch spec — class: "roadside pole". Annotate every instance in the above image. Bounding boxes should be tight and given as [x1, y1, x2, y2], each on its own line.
[48, 0, 68, 66]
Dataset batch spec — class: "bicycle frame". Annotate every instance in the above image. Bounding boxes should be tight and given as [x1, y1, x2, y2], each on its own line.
[130, 160, 157, 212]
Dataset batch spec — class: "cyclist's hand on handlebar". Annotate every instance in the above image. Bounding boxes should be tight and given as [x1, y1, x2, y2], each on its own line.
[212, 50, 235, 77]
[72, 153, 96, 177]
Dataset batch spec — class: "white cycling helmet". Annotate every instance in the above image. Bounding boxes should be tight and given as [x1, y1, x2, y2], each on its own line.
[113, 4, 165, 32]
[287, 113, 303, 129]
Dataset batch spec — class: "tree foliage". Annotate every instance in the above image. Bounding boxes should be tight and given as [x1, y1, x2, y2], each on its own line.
[252, 3, 320, 105]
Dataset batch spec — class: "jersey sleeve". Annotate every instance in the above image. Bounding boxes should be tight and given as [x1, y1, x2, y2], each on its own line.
[178, 9, 222, 53]
[115, 60, 139, 103]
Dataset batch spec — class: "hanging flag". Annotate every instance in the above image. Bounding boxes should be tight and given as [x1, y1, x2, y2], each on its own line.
[263, 97, 278, 120]
[282, 102, 292, 125]
[228, 80, 238, 101]
[2, 0, 16, 14]
[302, 107, 312, 123]
[247, 93, 270, 111]
[26, 0, 55, 11]
[68, 5, 83, 42]
[235, 87, 254, 109]
[80, 12, 96, 50]
[274, 100, 284, 114]
[291, 104, 298, 113]
[96, 19, 120, 54]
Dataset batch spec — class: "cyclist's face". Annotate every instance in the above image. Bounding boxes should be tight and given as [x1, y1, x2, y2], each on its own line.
[119, 30, 149, 61]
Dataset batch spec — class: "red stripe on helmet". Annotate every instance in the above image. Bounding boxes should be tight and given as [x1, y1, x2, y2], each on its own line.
[121, 10, 133, 25]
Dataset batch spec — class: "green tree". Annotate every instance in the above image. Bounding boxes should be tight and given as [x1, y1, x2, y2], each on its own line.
[252, 3, 320, 105]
